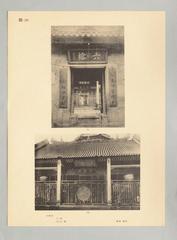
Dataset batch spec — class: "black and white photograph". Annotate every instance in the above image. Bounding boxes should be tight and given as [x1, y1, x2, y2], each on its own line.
[51, 26, 124, 127]
[35, 133, 140, 210]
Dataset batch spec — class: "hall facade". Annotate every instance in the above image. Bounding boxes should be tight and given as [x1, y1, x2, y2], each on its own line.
[51, 26, 124, 127]
[35, 134, 140, 210]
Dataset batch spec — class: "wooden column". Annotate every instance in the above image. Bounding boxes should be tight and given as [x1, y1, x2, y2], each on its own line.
[107, 157, 112, 205]
[70, 68, 74, 113]
[96, 80, 99, 107]
[102, 71, 106, 114]
[57, 159, 62, 205]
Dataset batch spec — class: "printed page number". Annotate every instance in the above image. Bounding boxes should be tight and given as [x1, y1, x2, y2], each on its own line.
[18, 18, 29, 22]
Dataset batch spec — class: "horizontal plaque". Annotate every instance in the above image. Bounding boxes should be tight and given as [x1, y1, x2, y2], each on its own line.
[68, 49, 107, 63]
[74, 159, 96, 167]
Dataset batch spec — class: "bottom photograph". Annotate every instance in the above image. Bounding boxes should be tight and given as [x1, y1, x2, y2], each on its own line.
[35, 133, 140, 210]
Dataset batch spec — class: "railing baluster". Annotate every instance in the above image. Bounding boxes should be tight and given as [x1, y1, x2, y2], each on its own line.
[111, 181, 140, 208]
[35, 180, 139, 208]
[35, 182, 57, 206]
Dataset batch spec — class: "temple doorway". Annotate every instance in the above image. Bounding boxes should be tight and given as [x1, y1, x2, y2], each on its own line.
[71, 68, 105, 118]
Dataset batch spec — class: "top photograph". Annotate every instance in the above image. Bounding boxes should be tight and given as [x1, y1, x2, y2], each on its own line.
[51, 26, 124, 127]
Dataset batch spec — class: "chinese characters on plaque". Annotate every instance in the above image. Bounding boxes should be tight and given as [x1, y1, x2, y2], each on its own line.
[59, 68, 68, 108]
[109, 67, 117, 107]
[68, 49, 107, 63]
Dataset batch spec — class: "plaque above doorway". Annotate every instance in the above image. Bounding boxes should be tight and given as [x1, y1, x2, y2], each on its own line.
[68, 49, 108, 64]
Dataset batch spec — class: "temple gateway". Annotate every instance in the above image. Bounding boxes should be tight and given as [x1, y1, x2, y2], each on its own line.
[35, 134, 140, 210]
[51, 26, 124, 127]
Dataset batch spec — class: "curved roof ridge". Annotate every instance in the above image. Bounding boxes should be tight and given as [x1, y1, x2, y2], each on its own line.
[35, 138, 140, 159]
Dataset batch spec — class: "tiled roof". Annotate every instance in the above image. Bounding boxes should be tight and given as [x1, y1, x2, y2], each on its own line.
[35, 139, 140, 159]
[51, 26, 124, 38]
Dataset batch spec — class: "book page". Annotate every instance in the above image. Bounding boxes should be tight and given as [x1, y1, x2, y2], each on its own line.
[8, 11, 165, 226]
